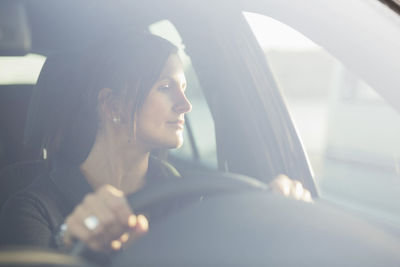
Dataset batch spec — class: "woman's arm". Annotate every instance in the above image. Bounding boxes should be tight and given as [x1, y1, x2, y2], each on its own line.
[0, 194, 53, 248]
[0, 185, 149, 253]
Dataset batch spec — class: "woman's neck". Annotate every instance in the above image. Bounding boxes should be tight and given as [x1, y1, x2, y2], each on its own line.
[80, 133, 150, 195]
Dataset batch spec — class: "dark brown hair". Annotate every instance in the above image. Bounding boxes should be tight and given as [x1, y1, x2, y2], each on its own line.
[25, 33, 178, 165]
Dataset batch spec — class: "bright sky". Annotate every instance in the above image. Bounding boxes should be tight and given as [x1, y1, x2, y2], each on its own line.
[244, 12, 320, 51]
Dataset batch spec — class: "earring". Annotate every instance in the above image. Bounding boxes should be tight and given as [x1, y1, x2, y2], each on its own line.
[113, 117, 121, 124]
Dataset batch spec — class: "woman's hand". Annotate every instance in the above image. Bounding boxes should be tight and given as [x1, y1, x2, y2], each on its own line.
[63, 184, 148, 252]
[269, 175, 313, 203]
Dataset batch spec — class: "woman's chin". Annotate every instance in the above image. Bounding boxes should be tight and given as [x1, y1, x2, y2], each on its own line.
[165, 136, 184, 149]
[146, 135, 183, 150]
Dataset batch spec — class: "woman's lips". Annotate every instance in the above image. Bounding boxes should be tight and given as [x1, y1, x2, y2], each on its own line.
[166, 119, 185, 129]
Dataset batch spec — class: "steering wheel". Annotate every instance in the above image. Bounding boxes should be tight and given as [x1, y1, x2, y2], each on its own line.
[70, 171, 269, 256]
[127, 171, 269, 214]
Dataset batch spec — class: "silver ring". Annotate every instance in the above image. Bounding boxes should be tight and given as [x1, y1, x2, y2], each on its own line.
[83, 215, 99, 231]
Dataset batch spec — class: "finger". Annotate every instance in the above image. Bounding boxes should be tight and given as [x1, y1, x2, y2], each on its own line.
[270, 175, 291, 196]
[136, 214, 149, 234]
[125, 214, 149, 240]
[71, 203, 116, 251]
[97, 185, 135, 228]
[110, 240, 123, 251]
[65, 209, 106, 252]
[291, 180, 304, 200]
[289, 181, 313, 203]
[302, 190, 313, 203]
[122, 214, 149, 247]
[65, 212, 90, 243]
[81, 194, 129, 245]
[109, 232, 130, 251]
[119, 232, 130, 243]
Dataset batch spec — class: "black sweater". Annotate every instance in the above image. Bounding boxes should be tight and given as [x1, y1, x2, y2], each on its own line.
[0, 156, 181, 249]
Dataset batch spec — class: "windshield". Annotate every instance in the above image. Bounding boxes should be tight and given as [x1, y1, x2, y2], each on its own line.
[245, 11, 400, 225]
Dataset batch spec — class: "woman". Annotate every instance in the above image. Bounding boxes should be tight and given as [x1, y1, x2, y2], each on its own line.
[0, 33, 189, 253]
[0, 33, 311, 257]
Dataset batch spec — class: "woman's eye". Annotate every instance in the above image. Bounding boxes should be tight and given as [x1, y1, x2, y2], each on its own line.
[158, 85, 170, 91]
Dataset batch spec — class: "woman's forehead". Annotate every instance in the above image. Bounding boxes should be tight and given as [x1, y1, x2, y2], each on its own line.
[159, 54, 185, 80]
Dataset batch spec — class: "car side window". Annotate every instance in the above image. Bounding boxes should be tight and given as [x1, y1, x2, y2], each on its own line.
[149, 20, 218, 170]
[244, 12, 400, 225]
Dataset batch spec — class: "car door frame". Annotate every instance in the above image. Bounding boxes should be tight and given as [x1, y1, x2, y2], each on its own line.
[168, 1, 318, 196]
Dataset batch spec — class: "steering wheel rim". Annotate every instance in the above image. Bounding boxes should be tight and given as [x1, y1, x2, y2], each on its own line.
[0, 247, 91, 267]
[127, 171, 269, 213]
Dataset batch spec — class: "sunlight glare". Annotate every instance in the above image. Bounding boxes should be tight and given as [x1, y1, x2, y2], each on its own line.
[244, 12, 320, 51]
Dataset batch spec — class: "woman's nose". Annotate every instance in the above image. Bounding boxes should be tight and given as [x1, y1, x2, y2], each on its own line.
[173, 91, 192, 114]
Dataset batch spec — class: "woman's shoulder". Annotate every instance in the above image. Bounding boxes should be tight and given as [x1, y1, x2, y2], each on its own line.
[1, 170, 68, 228]
[2, 173, 59, 217]
[0, 174, 53, 246]
[0, 172, 68, 247]
[0, 160, 45, 207]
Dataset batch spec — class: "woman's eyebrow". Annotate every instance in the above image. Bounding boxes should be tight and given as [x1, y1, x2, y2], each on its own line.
[159, 77, 186, 90]
[159, 76, 177, 82]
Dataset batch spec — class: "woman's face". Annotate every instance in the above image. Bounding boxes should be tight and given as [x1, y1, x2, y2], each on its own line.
[135, 54, 192, 150]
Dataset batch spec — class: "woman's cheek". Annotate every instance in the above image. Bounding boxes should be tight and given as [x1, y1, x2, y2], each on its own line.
[142, 93, 171, 127]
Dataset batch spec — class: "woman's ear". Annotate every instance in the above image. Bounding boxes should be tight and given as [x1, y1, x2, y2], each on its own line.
[98, 88, 121, 123]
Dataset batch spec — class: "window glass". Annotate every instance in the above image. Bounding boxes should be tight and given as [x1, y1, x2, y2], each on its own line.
[244, 12, 400, 225]
[0, 54, 45, 84]
[149, 20, 217, 169]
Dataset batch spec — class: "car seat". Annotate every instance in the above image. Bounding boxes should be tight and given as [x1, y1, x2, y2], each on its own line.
[0, 84, 44, 208]
[0, 84, 37, 170]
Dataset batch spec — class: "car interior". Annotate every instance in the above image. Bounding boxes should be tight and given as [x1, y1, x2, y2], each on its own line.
[0, 0, 319, 205]
[2, 0, 400, 266]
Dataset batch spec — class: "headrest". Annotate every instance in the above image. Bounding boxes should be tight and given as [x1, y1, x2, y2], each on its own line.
[23, 51, 81, 150]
